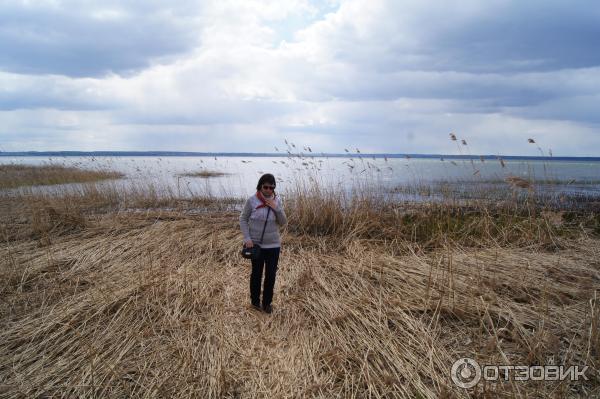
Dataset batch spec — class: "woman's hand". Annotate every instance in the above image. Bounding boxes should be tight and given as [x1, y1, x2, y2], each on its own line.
[244, 239, 254, 248]
[264, 198, 277, 210]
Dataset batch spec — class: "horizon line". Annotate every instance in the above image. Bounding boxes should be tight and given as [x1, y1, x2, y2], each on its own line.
[1, 150, 599, 160]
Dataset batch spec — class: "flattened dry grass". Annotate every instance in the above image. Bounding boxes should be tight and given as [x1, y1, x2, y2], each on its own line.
[0, 164, 124, 189]
[0, 172, 599, 398]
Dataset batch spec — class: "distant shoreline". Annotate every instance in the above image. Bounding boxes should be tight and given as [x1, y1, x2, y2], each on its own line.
[1, 151, 599, 161]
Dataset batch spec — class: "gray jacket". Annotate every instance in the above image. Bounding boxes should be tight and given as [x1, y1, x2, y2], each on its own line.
[239, 194, 287, 248]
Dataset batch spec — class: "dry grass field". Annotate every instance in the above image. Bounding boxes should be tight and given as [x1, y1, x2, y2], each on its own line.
[0, 163, 599, 398]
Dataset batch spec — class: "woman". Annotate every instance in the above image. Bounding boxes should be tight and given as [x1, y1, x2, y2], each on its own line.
[239, 173, 287, 314]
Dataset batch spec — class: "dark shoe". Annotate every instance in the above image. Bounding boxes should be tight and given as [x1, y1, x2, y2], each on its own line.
[262, 304, 272, 314]
[251, 302, 262, 311]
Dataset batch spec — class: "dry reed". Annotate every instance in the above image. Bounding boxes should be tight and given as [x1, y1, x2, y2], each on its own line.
[0, 164, 123, 189]
[179, 170, 229, 178]
[0, 161, 599, 398]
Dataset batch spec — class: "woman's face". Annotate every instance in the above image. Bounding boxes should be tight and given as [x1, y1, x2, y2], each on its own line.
[260, 182, 275, 196]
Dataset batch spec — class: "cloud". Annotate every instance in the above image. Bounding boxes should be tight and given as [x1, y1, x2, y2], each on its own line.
[0, 71, 119, 110]
[292, 0, 600, 74]
[0, 0, 204, 77]
[0, 0, 599, 155]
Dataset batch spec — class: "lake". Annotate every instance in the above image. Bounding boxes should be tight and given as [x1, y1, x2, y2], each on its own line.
[2, 155, 600, 204]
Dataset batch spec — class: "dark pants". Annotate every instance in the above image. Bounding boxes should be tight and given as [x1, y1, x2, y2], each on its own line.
[250, 247, 280, 307]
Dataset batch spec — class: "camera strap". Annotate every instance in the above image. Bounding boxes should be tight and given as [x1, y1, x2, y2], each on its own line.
[258, 207, 271, 245]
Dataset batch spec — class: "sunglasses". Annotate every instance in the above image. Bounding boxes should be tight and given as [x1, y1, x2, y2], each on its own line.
[262, 185, 275, 190]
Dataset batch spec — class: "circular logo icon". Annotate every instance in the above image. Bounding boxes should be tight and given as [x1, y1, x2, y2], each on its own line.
[451, 358, 481, 388]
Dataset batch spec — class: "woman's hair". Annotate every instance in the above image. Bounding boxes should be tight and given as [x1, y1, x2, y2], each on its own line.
[256, 173, 276, 190]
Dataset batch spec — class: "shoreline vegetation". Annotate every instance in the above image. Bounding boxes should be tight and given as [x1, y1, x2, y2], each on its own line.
[389, 178, 600, 210]
[1, 142, 599, 397]
[178, 169, 229, 178]
[0, 164, 124, 190]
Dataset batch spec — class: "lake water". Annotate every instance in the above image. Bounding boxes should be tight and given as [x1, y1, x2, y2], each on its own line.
[2, 156, 600, 204]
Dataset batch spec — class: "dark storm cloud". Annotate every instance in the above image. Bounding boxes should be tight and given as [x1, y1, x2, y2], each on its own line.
[0, 1, 202, 77]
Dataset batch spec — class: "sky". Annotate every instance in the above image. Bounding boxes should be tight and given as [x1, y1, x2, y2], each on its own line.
[1, 0, 599, 156]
